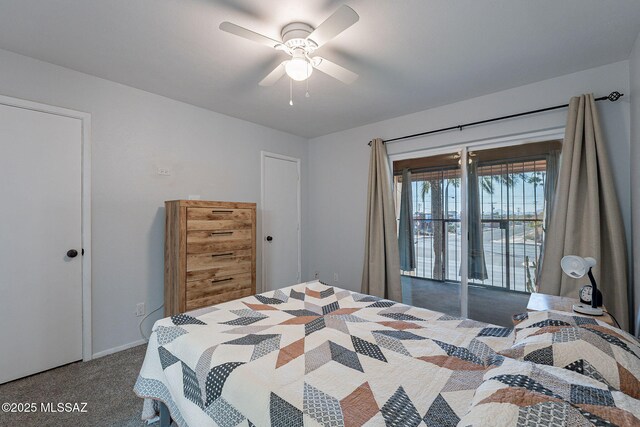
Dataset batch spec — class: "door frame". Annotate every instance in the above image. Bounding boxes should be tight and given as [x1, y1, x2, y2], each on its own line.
[0, 94, 92, 362]
[260, 151, 301, 293]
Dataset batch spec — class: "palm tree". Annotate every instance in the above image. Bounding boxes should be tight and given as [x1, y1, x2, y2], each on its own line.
[420, 181, 430, 204]
[481, 177, 494, 194]
[431, 179, 443, 280]
[495, 173, 520, 188]
[527, 172, 543, 188]
[479, 173, 522, 196]
[444, 177, 461, 211]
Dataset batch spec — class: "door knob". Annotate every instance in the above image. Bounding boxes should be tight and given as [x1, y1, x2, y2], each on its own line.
[266, 236, 273, 242]
[67, 249, 78, 258]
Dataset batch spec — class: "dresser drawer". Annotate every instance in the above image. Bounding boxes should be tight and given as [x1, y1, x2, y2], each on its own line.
[186, 273, 252, 310]
[186, 288, 253, 311]
[187, 208, 252, 231]
[187, 229, 252, 253]
[186, 248, 252, 271]
[187, 260, 253, 282]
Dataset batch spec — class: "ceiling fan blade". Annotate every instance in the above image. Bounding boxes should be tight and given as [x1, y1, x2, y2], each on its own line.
[313, 57, 358, 84]
[307, 5, 359, 48]
[259, 61, 288, 86]
[219, 22, 282, 49]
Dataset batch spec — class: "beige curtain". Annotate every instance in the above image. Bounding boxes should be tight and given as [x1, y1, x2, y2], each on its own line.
[361, 138, 402, 301]
[539, 94, 629, 330]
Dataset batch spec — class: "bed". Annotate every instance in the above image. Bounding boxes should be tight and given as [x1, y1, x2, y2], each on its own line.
[135, 280, 640, 426]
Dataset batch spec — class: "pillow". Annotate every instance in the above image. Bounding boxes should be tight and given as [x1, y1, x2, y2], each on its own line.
[458, 357, 640, 426]
[511, 309, 623, 331]
[510, 310, 639, 349]
[500, 310, 640, 399]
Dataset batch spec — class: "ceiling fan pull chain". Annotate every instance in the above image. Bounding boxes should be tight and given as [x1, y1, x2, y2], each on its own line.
[305, 70, 310, 98]
[289, 77, 293, 106]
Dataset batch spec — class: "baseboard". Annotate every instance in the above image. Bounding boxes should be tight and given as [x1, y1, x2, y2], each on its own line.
[92, 339, 146, 359]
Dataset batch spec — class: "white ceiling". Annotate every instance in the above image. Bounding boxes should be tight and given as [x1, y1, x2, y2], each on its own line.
[0, 1, 639, 138]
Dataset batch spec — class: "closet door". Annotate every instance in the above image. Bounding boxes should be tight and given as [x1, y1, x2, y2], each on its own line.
[0, 103, 83, 383]
[261, 153, 301, 291]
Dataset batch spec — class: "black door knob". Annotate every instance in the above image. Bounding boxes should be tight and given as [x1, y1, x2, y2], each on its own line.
[266, 236, 273, 242]
[67, 249, 78, 258]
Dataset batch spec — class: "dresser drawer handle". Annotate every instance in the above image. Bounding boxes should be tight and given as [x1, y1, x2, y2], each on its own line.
[211, 252, 233, 258]
[211, 277, 233, 283]
[211, 231, 233, 236]
[212, 210, 233, 214]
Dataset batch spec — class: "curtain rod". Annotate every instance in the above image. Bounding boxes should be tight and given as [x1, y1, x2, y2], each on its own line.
[368, 91, 623, 146]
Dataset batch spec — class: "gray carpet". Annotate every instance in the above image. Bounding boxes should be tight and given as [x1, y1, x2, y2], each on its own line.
[0, 344, 149, 427]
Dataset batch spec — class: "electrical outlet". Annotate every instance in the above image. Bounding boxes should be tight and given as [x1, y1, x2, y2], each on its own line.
[157, 167, 171, 176]
[314, 271, 319, 279]
[333, 273, 338, 283]
[136, 303, 145, 317]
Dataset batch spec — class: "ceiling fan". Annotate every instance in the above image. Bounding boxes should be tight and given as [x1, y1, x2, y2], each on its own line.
[219, 5, 359, 87]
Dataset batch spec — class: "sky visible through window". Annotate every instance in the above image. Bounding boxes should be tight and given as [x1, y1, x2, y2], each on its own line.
[411, 166, 546, 218]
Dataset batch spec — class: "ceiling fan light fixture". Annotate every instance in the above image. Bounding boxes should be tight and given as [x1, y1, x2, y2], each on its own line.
[220, 4, 360, 89]
[285, 57, 313, 81]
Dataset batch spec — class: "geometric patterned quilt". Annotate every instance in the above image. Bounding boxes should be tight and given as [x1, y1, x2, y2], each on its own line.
[134, 280, 518, 427]
[458, 356, 640, 426]
[501, 310, 640, 400]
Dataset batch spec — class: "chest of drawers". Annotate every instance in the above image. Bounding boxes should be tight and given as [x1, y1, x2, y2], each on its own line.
[164, 200, 256, 316]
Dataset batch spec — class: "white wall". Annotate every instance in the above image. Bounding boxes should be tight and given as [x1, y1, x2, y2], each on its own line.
[0, 48, 308, 356]
[630, 31, 640, 334]
[307, 61, 632, 307]
[1, 45, 636, 357]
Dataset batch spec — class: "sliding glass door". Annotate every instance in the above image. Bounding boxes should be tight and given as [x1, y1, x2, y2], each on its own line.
[394, 141, 560, 325]
[409, 168, 462, 281]
[474, 159, 547, 292]
[395, 151, 463, 317]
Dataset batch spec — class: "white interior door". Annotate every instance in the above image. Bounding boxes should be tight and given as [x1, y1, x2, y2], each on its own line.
[0, 103, 83, 384]
[262, 153, 300, 291]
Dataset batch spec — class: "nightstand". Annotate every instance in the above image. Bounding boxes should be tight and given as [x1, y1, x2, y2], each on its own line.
[526, 293, 615, 327]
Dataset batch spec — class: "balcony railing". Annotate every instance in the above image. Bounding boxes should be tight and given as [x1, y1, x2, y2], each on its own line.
[405, 217, 541, 293]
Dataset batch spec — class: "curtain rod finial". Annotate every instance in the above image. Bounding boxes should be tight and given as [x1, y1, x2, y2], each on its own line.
[608, 91, 622, 102]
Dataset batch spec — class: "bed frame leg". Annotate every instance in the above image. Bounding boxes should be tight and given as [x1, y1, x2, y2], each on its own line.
[159, 401, 171, 427]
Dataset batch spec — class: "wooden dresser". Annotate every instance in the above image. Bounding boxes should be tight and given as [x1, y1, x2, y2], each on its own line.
[164, 200, 256, 316]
